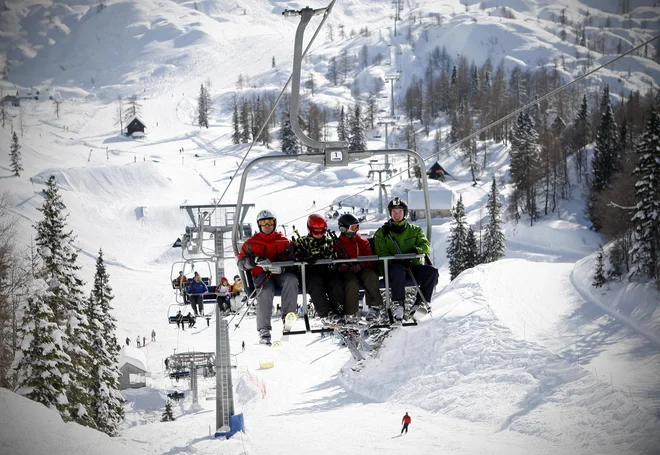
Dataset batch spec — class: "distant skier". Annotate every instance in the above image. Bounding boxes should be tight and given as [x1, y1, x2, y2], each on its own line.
[242, 341, 245, 352]
[151, 329, 156, 342]
[401, 412, 411, 434]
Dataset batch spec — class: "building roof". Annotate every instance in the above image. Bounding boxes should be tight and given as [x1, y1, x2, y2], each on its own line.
[119, 346, 148, 372]
[127, 116, 147, 128]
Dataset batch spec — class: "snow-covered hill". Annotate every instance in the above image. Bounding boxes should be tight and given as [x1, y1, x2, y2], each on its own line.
[1, 0, 659, 454]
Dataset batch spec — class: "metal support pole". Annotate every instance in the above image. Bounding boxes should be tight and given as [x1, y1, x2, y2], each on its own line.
[215, 312, 234, 431]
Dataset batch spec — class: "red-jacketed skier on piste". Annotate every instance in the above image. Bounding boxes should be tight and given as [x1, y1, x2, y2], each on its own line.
[401, 412, 411, 434]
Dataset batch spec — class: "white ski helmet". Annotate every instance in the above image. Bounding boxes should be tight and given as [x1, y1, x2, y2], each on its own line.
[256, 209, 277, 231]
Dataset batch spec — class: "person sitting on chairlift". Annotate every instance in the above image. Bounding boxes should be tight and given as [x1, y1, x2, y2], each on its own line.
[216, 277, 232, 312]
[237, 209, 299, 345]
[373, 198, 438, 325]
[333, 213, 383, 324]
[294, 214, 344, 324]
[186, 274, 208, 316]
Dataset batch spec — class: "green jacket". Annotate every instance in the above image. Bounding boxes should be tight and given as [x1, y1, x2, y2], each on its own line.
[373, 220, 430, 269]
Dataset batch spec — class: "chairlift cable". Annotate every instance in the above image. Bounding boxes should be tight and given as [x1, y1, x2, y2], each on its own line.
[207, 0, 338, 219]
[281, 31, 660, 227]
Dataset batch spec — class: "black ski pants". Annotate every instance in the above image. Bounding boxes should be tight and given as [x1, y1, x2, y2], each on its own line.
[388, 263, 438, 303]
[337, 267, 382, 315]
[189, 294, 204, 315]
[401, 423, 409, 434]
[305, 266, 343, 317]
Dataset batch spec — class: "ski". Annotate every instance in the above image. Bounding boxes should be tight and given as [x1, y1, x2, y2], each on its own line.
[272, 312, 297, 347]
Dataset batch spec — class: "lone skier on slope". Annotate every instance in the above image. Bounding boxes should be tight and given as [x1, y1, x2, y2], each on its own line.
[401, 412, 411, 434]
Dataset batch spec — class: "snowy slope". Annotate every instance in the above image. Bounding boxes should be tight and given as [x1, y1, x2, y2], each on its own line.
[0, 0, 659, 454]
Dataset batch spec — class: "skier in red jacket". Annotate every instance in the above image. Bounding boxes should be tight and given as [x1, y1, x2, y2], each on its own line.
[333, 213, 383, 323]
[401, 412, 411, 434]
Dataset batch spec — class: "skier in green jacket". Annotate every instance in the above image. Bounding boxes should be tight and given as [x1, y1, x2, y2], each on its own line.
[373, 197, 438, 325]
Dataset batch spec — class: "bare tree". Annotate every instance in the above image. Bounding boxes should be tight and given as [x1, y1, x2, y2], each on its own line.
[114, 95, 124, 134]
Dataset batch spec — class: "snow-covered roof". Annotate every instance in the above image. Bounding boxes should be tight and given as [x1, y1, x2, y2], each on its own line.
[119, 346, 147, 372]
[408, 188, 455, 210]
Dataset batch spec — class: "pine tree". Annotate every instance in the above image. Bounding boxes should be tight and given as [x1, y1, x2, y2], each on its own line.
[447, 195, 468, 280]
[161, 399, 176, 422]
[592, 246, 606, 288]
[591, 85, 620, 194]
[197, 84, 210, 128]
[280, 112, 298, 155]
[231, 100, 240, 145]
[12, 289, 73, 419]
[464, 227, 479, 270]
[482, 176, 506, 262]
[337, 106, 348, 142]
[630, 107, 660, 283]
[9, 131, 23, 177]
[87, 249, 124, 435]
[572, 94, 591, 180]
[348, 103, 366, 151]
[33, 176, 91, 425]
[509, 111, 541, 225]
[239, 100, 250, 143]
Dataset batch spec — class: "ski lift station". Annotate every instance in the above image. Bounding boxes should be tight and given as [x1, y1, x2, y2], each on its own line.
[407, 186, 455, 219]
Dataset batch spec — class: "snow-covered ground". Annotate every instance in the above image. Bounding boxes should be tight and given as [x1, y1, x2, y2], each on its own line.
[1, 0, 659, 454]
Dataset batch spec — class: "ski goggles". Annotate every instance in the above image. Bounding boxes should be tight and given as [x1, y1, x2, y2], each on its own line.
[258, 219, 275, 227]
[339, 224, 359, 233]
[310, 227, 327, 235]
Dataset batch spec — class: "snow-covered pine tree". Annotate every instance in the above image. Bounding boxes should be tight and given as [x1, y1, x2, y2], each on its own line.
[348, 103, 366, 152]
[464, 227, 479, 270]
[280, 112, 298, 155]
[337, 106, 347, 142]
[482, 176, 505, 262]
[12, 288, 72, 419]
[33, 176, 92, 426]
[447, 195, 468, 280]
[231, 99, 240, 145]
[573, 94, 591, 179]
[630, 107, 660, 283]
[591, 85, 620, 194]
[197, 84, 209, 128]
[87, 248, 124, 435]
[592, 246, 606, 288]
[509, 111, 541, 225]
[161, 399, 175, 422]
[9, 131, 23, 177]
[240, 100, 250, 143]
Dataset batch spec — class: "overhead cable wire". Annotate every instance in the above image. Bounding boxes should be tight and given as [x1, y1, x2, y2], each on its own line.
[207, 0, 338, 218]
[282, 31, 660, 227]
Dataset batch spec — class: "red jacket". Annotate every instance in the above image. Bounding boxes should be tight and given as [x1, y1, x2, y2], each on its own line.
[237, 231, 295, 278]
[333, 233, 377, 270]
[402, 414, 411, 424]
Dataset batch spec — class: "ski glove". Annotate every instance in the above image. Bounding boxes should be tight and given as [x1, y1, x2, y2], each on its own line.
[350, 264, 361, 273]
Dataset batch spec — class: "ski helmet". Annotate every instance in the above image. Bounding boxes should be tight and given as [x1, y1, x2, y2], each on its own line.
[233, 275, 241, 281]
[338, 213, 360, 237]
[388, 197, 408, 218]
[256, 209, 276, 232]
[307, 214, 327, 235]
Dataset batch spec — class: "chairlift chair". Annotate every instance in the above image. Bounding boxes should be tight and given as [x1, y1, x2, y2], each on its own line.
[231, 4, 434, 333]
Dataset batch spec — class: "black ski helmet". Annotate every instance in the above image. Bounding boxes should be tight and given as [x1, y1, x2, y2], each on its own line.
[338, 213, 360, 237]
[388, 197, 408, 218]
